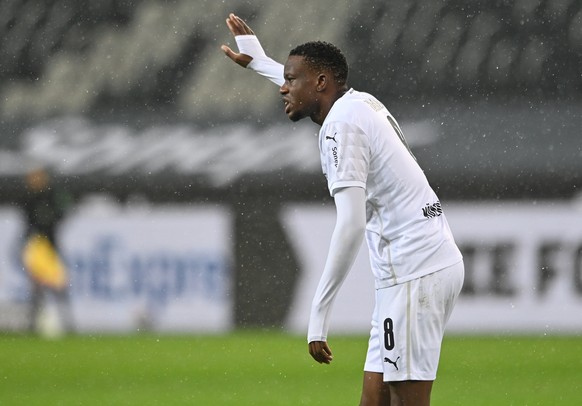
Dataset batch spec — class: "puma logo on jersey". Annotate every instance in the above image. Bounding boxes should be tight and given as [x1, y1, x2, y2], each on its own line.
[325, 133, 338, 143]
[384, 356, 400, 370]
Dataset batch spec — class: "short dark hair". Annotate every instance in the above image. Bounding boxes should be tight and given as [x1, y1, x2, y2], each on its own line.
[289, 41, 348, 86]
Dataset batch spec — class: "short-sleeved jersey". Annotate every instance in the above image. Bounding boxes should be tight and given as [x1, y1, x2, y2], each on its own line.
[319, 89, 462, 288]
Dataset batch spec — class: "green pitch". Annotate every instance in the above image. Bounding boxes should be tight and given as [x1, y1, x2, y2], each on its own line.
[1, 332, 580, 405]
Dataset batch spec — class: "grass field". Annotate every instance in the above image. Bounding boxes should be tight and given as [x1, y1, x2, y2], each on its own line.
[1, 332, 580, 405]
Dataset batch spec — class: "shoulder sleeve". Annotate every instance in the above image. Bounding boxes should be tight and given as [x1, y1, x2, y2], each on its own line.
[320, 121, 370, 196]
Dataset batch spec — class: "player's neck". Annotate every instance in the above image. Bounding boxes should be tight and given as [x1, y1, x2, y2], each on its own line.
[311, 87, 348, 126]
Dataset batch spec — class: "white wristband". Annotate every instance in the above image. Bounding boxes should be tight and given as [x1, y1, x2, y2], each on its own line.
[235, 35, 267, 59]
[234, 35, 285, 86]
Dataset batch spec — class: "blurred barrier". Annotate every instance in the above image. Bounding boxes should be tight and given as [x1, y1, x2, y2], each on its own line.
[0, 204, 233, 333]
[0, 105, 580, 332]
[283, 200, 582, 335]
[1, 199, 581, 334]
[0, 106, 580, 203]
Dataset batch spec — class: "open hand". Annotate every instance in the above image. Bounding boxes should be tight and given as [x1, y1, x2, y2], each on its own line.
[221, 13, 254, 68]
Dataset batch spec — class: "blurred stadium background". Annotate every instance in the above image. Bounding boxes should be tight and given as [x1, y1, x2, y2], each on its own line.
[0, 0, 581, 338]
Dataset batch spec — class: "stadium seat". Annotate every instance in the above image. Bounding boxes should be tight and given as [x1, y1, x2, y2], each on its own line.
[0, 0, 580, 121]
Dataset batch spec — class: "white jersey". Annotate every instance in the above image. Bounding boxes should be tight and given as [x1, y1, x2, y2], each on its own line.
[319, 89, 462, 288]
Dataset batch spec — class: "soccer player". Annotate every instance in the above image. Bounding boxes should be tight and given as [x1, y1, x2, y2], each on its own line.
[221, 14, 464, 406]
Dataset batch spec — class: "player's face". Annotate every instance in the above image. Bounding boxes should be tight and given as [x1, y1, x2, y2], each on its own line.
[280, 55, 320, 123]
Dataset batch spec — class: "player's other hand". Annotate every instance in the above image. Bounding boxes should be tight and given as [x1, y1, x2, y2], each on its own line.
[309, 341, 333, 364]
[221, 13, 254, 68]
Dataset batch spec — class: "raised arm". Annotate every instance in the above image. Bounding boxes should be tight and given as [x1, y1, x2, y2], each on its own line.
[221, 13, 284, 86]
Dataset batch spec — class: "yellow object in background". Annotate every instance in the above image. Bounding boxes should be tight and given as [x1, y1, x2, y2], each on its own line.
[23, 234, 67, 290]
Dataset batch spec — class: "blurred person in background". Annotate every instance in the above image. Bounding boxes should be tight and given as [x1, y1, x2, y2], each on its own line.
[21, 167, 75, 336]
[221, 14, 464, 406]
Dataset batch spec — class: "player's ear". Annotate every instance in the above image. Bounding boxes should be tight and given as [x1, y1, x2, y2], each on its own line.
[316, 73, 328, 92]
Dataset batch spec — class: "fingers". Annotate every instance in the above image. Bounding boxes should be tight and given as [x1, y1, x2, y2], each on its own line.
[309, 341, 333, 365]
[221, 45, 252, 68]
[221, 13, 254, 68]
[225, 16, 238, 35]
[236, 14, 255, 35]
[225, 13, 254, 36]
[221, 45, 236, 60]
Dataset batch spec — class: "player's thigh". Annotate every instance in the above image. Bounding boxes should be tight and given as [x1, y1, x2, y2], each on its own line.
[375, 264, 463, 382]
